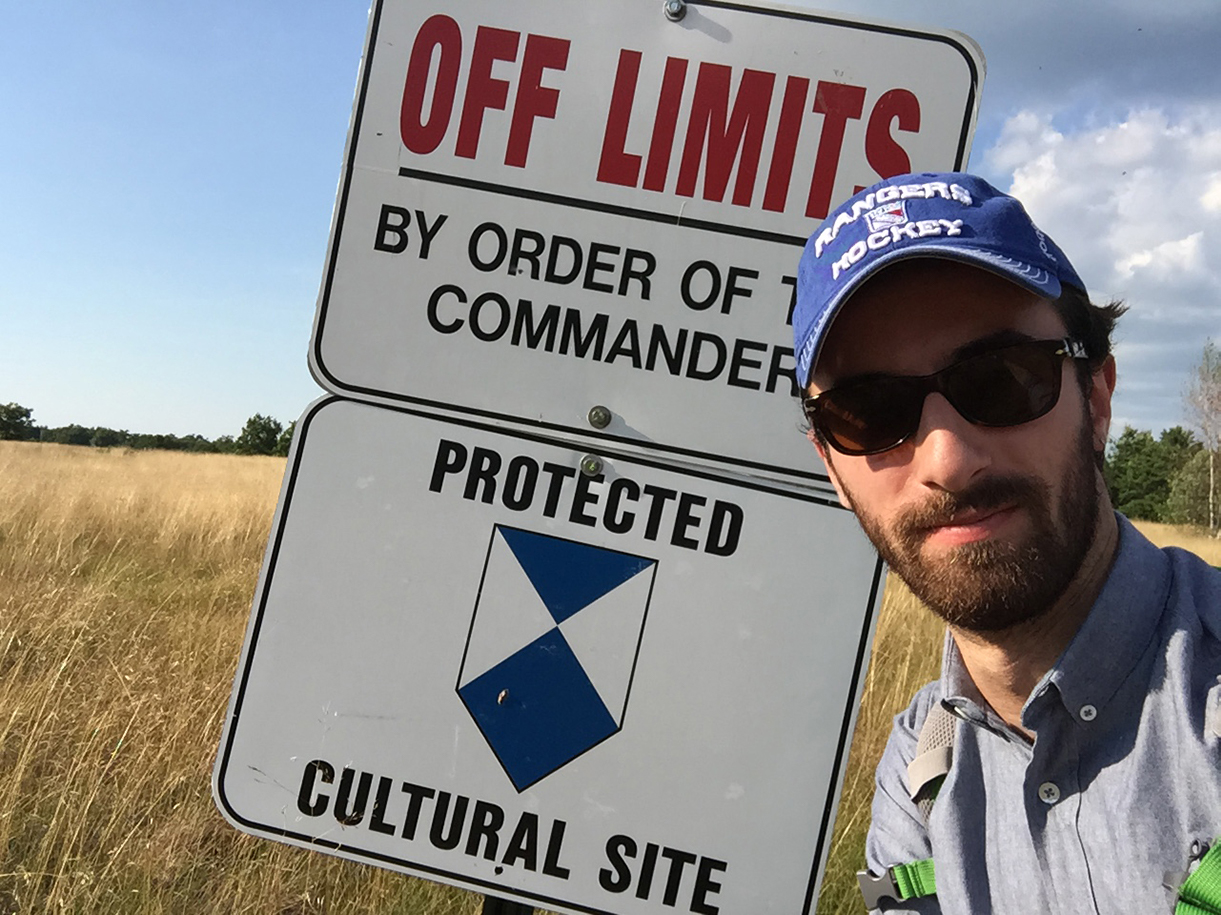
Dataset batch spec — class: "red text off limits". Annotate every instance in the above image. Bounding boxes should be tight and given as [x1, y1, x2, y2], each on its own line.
[397, 15, 925, 220]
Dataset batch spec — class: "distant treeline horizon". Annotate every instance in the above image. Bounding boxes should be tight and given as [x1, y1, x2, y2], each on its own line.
[0, 402, 294, 457]
[4, 399, 1220, 530]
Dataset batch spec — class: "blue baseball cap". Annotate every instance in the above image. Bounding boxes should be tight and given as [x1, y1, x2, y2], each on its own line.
[792, 172, 1086, 389]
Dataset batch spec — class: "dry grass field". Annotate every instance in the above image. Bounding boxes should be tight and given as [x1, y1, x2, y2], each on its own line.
[0, 442, 481, 915]
[1, 440, 1215, 914]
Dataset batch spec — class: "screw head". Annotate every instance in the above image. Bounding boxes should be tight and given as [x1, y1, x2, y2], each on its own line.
[664, 0, 686, 21]
[587, 405, 612, 429]
[580, 454, 604, 477]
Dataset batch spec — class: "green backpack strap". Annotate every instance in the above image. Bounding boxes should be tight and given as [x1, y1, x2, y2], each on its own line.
[1175, 841, 1221, 915]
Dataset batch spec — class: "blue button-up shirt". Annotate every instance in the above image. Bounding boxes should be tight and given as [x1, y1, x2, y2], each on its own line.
[866, 515, 1221, 913]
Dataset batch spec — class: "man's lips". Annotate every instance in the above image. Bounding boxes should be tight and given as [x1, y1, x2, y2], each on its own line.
[920, 504, 1021, 547]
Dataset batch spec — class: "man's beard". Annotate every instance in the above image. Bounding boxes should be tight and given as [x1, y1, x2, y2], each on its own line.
[848, 422, 1101, 633]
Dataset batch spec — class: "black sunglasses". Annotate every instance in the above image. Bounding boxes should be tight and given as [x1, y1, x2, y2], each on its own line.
[803, 337, 1089, 456]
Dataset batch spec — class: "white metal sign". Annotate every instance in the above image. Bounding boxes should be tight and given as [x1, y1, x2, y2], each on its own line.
[214, 397, 883, 914]
[309, 0, 983, 479]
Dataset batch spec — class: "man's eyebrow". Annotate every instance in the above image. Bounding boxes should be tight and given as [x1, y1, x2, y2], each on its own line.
[823, 329, 1047, 389]
[949, 329, 1041, 363]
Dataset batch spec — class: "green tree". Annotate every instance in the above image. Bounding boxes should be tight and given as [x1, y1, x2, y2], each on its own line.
[1166, 450, 1221, 527]
[273, 420, 296, 457]
[1107, 427, 1163, 520]
[1157, 426, 1201, 492]
[130, 433, 200, 451]
[43, 424, 94, 446]
[235, 414, 283, 456]
[1106, 425, 1200, 521]
[90, 427, 129, 448]
[180, 433, 216, 452]
[0, 402, 37, 440]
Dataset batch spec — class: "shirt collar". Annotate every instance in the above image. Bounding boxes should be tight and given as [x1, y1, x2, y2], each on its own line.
[1031, 513, 1171, 724]
[940, 629, 1016, 737]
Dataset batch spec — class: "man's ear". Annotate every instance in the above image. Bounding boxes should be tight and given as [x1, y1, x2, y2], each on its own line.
[1088, 355, 1117, 452]
[808, 429, 853, 510]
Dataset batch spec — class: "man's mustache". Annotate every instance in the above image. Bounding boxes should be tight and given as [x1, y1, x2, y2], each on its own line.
[894, 475, 1046, 541]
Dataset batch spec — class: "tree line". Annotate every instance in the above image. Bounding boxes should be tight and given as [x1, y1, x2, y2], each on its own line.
[1106, 425, 1217, 528]
[5, 342, 1221, 527]
[5, 393, 1216, 526]
[0, 403, 296, 457]
[1104, 341, 1221, 531]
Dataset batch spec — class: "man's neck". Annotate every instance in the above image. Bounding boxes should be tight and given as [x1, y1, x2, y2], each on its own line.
[949, 502, 1120, 737]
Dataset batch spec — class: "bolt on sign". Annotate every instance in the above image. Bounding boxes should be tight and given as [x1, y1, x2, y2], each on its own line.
[308, 0, 983, 480]
[213, 398, 884, 915]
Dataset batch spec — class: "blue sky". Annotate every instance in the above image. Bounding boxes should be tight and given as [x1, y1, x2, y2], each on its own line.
[4, 1, 1221, 439]
[2, 2, 369, 438]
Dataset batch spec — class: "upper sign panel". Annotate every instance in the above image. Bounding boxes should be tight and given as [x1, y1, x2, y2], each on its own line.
[310, 0, 984, 478]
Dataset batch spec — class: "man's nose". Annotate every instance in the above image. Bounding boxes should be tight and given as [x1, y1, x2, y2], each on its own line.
[908, 392, 993, 492]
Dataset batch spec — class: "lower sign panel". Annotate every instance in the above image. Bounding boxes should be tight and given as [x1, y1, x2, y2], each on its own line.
[213, 397, 883, 914]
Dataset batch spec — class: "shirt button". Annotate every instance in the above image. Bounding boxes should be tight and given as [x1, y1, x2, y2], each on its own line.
[1079, 704, 1097, 722]
[1038, 782, 1061, 804]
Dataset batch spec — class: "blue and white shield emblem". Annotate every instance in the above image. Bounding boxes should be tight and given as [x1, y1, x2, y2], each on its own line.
[457, 526, 658, 791]
[864, 201, 908, 232]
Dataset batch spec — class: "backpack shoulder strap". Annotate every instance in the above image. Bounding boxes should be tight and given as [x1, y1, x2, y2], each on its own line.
[857, 700, 957, 910]
[907, 699, 958, 821]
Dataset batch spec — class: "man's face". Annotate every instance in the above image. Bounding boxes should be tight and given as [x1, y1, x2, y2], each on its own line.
[808, 261, 1113, 632]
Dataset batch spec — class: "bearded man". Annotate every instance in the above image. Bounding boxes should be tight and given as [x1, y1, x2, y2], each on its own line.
[793, 172, 1221, 913]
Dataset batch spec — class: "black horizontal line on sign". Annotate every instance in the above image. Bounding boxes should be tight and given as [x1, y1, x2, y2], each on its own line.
[396, 167, 807, 247]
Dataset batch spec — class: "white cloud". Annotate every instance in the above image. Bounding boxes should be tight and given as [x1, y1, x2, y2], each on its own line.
[1116, 232, 1206, 281]
[986, 112, 1063, 176]
[990, 109, 1221, 291]
[983, 107, 1221, 434]
[1202, 174, 1221, 213]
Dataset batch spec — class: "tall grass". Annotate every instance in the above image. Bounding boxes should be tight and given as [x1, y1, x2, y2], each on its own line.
[1126, 520, 1221, 565]
[813, 580, 942, 915]
[0, 442, 480, 915]
[2, 440, 1212, 914]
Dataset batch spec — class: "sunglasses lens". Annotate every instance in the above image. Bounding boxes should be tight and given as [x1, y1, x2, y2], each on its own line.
[808, 340, 1072, 456]
[947, 343, 1064, 426]
[812, 377, 923, 455]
